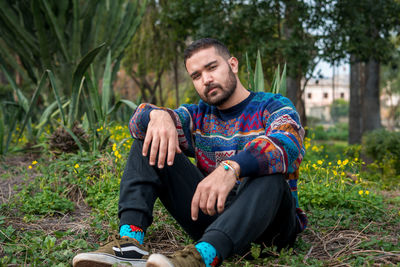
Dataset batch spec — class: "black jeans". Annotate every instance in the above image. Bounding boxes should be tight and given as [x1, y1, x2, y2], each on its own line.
[118, 139, 299, 260]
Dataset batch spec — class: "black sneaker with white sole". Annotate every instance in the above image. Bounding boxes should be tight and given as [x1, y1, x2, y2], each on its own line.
[73, 235, 149, 267]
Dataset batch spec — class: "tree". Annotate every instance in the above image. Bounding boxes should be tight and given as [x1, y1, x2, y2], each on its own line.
[380, 38, 400, 130]
[123, 0, 194, 107]
[321, 0, 400, 143]
[188, 0, 322, 126]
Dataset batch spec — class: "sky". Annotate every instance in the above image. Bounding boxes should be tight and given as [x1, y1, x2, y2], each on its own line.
[316, 61, 349, 79]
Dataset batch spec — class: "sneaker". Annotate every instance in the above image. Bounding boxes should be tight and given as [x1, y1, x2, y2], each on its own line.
[73, 235, 149, 267]
[146, 244, 205, 267]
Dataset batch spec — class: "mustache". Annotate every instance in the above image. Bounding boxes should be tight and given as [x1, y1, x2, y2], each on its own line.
[205, 83, 222, 94]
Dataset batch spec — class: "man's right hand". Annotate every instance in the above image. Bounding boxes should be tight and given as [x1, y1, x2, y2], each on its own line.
[142, 110, 182, 168]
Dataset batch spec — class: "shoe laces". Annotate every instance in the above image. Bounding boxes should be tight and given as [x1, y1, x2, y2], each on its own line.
[111, 234, 123, 253]
[172, 245, 202, 260]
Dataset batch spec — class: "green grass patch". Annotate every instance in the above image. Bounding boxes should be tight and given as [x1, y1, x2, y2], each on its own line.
[0, 126, 399, 266]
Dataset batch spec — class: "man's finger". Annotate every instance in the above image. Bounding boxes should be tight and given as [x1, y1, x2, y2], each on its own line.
[217, 193, 228, 214]
[167, 135, 176, 166]
[175, 135, 182, 154]
[191, 190, 200, 221]
[199, 191, 208, 215]
[142, 130, 152, 156]
[158, 137, 167, 168]
[206, 192, 217, 216]
[149, 135, 160, 165]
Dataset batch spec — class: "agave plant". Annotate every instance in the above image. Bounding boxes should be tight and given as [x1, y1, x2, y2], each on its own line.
[246, 50, 287, 96]
[0, 0, 147, 154]
[0, 0, 147, 94]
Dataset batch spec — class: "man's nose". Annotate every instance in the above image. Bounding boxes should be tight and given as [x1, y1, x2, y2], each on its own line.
[202, 72, 213, 85]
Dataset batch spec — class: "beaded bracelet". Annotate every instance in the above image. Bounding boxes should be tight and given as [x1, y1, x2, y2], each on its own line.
[221, 160, 241, 184]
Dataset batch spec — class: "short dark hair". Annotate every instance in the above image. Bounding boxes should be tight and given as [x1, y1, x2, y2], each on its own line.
[184, 38, 231, 67]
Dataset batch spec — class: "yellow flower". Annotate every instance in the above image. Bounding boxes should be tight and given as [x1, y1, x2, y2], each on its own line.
[312, 163, 317, 169]
[337, 160, 342, 165]
[74, 164, 80, 169]
[365, 190, 369, 195]
[328, 162, 332, 166]
[32, 160, 38, 165]
[317, 160, 323, 165]
[342, 159, 349, 166]
[333, 170, 337, 176]
[114, 151, 119, 156]
[358, 190, 363, 195]
[355, 157, 358, 162]
[117, 154, 122, 159]
[28, 165, 32, 169]
[341, 172, 346, 176]
[355, 180, 358, 184]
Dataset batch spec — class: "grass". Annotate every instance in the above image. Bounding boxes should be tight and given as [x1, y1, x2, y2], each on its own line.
[0, 125, 399, 266]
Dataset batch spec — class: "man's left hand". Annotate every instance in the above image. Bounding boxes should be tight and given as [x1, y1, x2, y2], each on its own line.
[191, 164, 238, 221]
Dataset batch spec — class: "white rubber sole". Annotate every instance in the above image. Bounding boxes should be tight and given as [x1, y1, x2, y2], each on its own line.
[145, 254, 174, 267]
[72, 252, 147, 267]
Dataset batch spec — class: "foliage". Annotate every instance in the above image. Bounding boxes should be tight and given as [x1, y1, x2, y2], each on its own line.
[122, 0, 176, 105]
[0, 0, 147, 94]
[362, 129, 400, 183]
[321, 0, 400, 63]
[246, 51, 287, 95]
[308, 123, 349, 141]
[380, 39, 400, 129]
[330, 99, 349, 122]
[1, 125, 399, 265]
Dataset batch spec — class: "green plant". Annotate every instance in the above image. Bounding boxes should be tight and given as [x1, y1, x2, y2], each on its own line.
[0, 0, 147, 154]
[362, 129, 400, 186]
[246, 51, 287, 95]
[0, 0, 147, 94]
[330, 99, 349, 122]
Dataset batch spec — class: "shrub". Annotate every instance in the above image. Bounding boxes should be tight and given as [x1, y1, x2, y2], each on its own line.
[308, 123, 348, 141]
[362, 129, 400, 183]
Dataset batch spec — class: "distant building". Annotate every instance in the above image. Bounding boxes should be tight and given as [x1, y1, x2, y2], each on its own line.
[304, 74, 349, 122]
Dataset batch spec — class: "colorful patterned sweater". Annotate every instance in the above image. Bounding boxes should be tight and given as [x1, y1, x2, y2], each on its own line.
[129, 91, 307, 230]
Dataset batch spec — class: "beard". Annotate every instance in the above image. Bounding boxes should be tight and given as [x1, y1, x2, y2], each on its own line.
[200, 67, 237, 107]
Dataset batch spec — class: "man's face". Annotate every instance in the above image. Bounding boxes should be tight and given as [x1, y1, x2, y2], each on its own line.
[186, 47, 237, 107]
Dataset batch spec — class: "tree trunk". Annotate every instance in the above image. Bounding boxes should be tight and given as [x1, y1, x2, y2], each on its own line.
[362, 58, 381, 134]
[286, 76, 298, 105]
[349, 54, 362, 144]
[287, 75, 306, 126]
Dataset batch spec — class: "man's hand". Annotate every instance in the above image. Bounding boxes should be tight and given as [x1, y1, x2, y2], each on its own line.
[143, 110, 182, 168]
[191, 163, 239, 220]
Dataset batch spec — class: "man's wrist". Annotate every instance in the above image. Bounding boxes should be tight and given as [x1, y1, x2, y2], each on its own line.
[149, 109, 167, 120]
[220, 160, 241, 184]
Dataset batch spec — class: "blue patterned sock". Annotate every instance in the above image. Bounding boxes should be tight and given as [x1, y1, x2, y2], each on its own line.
[195, 242, 220, 267]
[119, 224, 145, 245]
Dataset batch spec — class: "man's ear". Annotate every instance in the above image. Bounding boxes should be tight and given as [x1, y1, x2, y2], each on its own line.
[228, 57, 239, 74]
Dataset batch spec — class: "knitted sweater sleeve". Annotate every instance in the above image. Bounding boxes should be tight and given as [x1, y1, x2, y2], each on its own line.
[128, 103, 196, 156]
[230, 95, 305, 177]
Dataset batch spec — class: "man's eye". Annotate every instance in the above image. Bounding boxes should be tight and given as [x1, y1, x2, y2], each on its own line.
[209, 65, 216, 70]
[192, 75, 200, 80]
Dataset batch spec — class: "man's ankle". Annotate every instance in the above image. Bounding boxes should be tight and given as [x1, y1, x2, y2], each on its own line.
[195, 242, 221, 267]
[119, 224, 145, 244]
